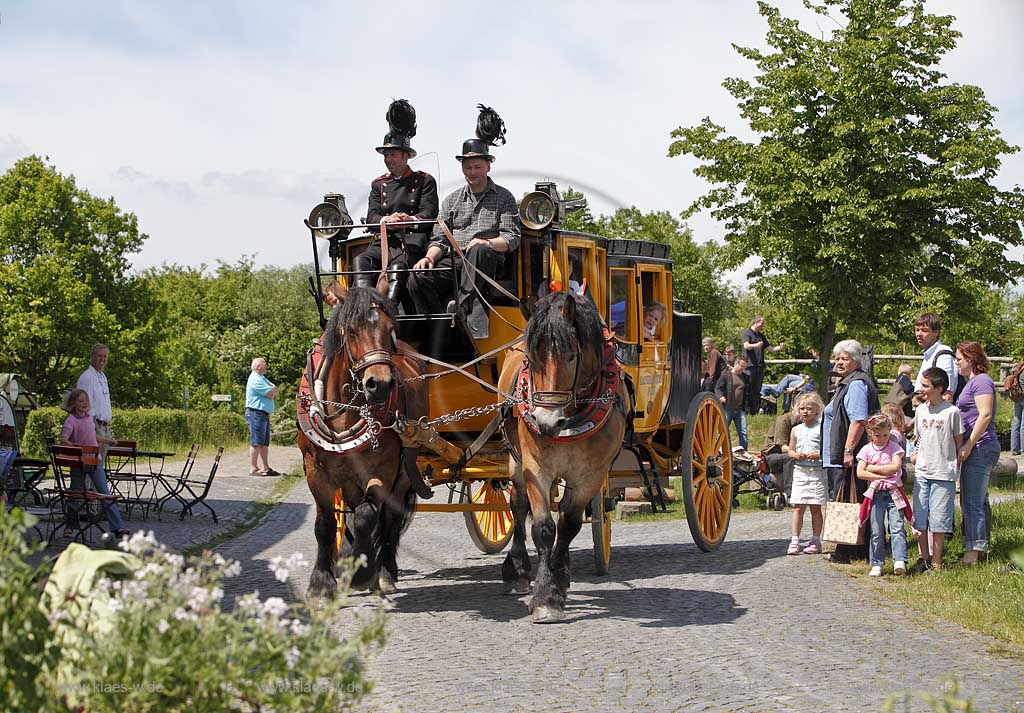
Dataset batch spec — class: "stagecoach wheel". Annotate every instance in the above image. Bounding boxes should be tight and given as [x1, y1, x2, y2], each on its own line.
[461, 480, 514, 554]
[590, 479, 612, 575]
[680, 392, 734, 552]
[333, 489, 347, 559]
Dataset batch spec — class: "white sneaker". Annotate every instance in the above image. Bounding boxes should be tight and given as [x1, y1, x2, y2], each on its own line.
[868, 566, 883, 577]
[893, 561, 906, 576]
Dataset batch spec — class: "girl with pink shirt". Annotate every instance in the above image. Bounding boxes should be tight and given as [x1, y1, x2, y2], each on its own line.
[60, 389, 128, 539]
[856, 414, 912, 577]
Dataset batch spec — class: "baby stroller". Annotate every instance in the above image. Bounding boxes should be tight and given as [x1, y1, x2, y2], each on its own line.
[731, 447, 788, 511]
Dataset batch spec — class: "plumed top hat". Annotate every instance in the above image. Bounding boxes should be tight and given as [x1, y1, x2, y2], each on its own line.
[375, 99, 417, 157]
[456, 104, 506, 162]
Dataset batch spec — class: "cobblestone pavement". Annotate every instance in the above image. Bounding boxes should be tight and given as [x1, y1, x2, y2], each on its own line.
[216, 466, 1024, 713]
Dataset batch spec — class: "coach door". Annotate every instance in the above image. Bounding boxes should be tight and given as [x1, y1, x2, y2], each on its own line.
[635, 264, 671, 430]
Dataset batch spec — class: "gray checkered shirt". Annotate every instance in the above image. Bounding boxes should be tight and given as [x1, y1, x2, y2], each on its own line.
[429, 177, 521, 255]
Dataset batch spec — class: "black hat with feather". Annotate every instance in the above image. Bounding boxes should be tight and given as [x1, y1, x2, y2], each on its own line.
[375, 99, 417, 157]
[456, 104, 506, 163]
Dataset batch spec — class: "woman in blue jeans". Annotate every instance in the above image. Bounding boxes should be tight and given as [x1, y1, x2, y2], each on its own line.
[1010, 357, 1024, 456]
[955, 341, 1000, 566]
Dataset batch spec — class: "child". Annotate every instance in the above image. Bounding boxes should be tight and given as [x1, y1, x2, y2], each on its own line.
[909, 368, 963, 573]
[786, 392, 827, 555]
[856, 413, 911, 576]
[60, 388, 129, 539]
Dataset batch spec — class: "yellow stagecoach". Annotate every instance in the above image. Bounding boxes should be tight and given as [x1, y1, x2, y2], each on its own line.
[303, 183, 733, 573]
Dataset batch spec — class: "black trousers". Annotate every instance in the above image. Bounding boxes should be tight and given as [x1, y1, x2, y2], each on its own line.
[352, 237, 425, 301]
[745, 365, 765, 414]
[409, 243, 504, 324]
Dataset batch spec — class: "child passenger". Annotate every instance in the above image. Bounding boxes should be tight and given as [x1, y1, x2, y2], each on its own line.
[856, 413, 911, 577]
[786, 393, 827, 555]
[909, 367, 964, 573]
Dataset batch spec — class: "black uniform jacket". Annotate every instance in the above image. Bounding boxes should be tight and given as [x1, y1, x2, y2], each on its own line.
[366, 168, 439, 252]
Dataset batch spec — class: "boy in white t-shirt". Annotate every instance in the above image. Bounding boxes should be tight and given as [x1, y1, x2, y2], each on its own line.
[909, 367, 963, 573]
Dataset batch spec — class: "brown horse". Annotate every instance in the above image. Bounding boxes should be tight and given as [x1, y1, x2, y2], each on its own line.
[298, 285, 428, 599]
[498, 291, 628, 622]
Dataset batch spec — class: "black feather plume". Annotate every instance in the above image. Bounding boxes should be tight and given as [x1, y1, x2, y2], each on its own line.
[475, 104, 506, 147]
[386, 99, 417, 139]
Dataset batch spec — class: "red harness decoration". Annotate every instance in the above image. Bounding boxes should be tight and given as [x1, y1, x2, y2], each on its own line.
[296, 337, 397, 455]
[517, 328, 622, 442]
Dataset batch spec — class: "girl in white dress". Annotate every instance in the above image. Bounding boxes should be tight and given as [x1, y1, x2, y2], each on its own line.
[787, 392, 828, 554]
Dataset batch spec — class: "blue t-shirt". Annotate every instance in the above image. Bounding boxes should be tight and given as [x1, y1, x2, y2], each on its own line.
[821, 380, 868, 467]
[246, 372, 276, 414]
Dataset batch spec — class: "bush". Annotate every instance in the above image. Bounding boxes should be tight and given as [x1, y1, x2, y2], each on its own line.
[22, 408, 248, 458]
[0, 510, 63, 713]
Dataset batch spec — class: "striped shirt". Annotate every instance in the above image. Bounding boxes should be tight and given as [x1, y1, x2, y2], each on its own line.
[429, 177, 521, 255]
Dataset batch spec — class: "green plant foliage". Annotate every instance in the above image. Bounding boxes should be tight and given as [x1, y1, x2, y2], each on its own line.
[0, 510, 62, 713]
[22, 407, 248, 458]
[669, 0, 1024, 397]
[0, 156, 166, 406]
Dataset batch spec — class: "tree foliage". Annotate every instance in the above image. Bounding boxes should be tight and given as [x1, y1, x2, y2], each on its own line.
[669, 0, 1024, 391]
[0, 155, 164, 404]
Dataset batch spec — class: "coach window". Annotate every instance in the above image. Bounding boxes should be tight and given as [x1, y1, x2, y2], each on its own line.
[639, 268, 670, 342]
[609, 268, 633, 340]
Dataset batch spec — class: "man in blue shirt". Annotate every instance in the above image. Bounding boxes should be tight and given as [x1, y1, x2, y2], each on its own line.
[246, 357, 279, 476]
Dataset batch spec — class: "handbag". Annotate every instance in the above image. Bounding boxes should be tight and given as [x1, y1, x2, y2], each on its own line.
[822, 470, 865, 545]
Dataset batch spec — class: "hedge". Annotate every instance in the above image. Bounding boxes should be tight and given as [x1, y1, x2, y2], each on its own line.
[22, 407, 249, 459]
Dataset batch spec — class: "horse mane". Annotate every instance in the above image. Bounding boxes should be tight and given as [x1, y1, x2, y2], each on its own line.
[524, 291, 604, 363]
[322, 286, 397, 356]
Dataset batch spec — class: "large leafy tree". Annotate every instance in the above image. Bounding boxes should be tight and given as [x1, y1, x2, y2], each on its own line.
[0, 156, 164, 404]
[669, 0, 1024, 394]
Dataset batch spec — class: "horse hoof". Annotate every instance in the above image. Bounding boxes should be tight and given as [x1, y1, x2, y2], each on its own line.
[378, 571, 398, 595]
[531, 605, 565, 624]
[307, 572, 338, 601]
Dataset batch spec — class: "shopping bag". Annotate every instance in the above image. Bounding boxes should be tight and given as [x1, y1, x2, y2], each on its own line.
[822, 470, 865, 545]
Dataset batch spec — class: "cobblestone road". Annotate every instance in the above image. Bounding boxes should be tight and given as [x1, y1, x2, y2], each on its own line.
[214, 450, 1024, 713]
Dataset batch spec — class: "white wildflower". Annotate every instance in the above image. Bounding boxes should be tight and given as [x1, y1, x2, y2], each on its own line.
[237, 592, 261, 611]
[285, 646, 301, 670]
[209, 586, 224, 604]
[188, 585, 211, 610]
[106, 597, 124, 614]
[268, 556, 289, 583]
[173, 607, 190, 621]
[261, 597, 288, 619]
[157, 619, 170, 634]
[223, 560, 242, 578]
[289, 618, 310, 637]
[163, 552, 185, 570]
[120, 529, 159, 554]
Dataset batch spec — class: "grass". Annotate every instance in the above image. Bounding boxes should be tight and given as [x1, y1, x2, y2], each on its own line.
[843, 496, 1024, 650]
[181, 466, 304, 558]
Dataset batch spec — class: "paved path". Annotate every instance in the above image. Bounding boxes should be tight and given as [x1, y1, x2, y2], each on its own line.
[214, 464, 1024, 713]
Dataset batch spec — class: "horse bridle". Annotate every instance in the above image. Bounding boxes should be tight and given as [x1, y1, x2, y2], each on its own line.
[525, 350, 591, 412]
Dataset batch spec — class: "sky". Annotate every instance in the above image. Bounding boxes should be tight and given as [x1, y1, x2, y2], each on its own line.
[1, 1, 1022, 281]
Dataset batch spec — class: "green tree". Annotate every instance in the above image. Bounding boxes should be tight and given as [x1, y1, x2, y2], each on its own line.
[669, 0, 1024, 396]
[0, 156, 164, 404]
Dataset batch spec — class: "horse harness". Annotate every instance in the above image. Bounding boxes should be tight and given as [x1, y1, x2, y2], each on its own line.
[515, 328, 628, 442]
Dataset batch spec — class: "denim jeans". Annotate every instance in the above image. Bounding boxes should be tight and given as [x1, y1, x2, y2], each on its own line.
[960, 439, 999, 552]
[869, 490, 907, 567]
[723, 406, 748, 450]
[1012, 400, 1024, 454]
[760, 374, 811, 411]
[68, 463, 126, 532]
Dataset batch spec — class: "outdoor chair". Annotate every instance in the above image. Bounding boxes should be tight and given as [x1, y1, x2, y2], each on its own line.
[155, 443, 200, 519]
[162, 446, 223, 523]
[104, 439, 158, 520]
[47, 443, 118, 544]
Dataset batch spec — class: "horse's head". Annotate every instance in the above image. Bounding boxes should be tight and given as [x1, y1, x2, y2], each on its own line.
[523, 291, 604, 437]
[323, 286, 398, 404]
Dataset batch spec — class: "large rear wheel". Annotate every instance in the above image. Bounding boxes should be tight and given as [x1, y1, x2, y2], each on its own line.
[589, 479, 612, 575]
[680, 392, 733, 551]
[462, 480, 515, 554]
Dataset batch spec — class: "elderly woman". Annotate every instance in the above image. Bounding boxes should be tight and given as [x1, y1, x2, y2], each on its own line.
[955, 341, 999, 566]
[821, 339, 880, 563]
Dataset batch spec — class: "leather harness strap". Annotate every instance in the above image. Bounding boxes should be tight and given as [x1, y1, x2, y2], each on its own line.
[379, 221, 389, 286]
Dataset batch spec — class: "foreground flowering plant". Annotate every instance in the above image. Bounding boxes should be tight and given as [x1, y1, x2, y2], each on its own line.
[55, 531, 386, 713]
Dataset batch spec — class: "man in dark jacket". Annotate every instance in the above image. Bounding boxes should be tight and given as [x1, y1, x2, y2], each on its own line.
[716, 355, 750, 450]
[353, 100, 439, 307]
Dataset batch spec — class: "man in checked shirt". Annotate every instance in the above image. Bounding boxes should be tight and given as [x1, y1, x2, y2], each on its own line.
[410, 140, 521, 339]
